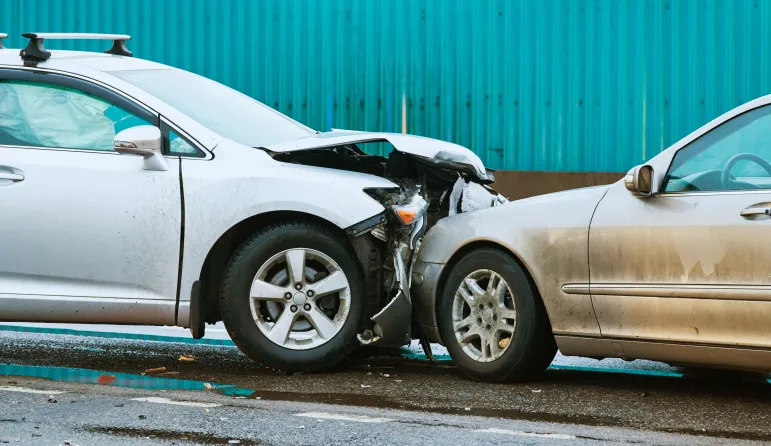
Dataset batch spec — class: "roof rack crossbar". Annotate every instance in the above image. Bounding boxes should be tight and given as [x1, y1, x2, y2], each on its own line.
[0, 33, 7, 50]
[19, 33, 132, 63]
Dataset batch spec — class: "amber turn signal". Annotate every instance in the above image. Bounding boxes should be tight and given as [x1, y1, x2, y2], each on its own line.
[395, 209, 418, 224]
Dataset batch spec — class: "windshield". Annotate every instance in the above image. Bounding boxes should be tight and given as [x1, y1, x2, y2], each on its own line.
[110, 69, 315, 147]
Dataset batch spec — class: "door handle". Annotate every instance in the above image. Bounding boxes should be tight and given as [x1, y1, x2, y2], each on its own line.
[740, 205, 771, 218]
[0, 166, 24, 183]
[0, 172, 24, 182]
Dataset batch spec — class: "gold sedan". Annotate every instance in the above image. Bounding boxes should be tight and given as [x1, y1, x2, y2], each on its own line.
[412, 96, 771, 382]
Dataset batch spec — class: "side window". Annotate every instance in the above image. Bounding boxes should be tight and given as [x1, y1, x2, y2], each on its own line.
[169, 130, 198, 155]
[664, 105, 771, 192]
[0, 80, 152, 152]
[162, 121, 204, 158]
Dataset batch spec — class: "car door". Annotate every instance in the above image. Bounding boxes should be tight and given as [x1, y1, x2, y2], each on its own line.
[0, 69, 181, 325]
[589, 103, 771, 350]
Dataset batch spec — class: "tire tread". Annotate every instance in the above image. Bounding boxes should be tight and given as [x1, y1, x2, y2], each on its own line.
[219, 220, 362, 373]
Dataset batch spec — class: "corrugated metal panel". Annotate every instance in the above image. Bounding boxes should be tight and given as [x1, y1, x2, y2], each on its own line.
[1, 0, 769, 172]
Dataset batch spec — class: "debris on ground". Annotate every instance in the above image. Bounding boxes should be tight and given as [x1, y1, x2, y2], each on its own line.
[203, 383, 215, 390]
[360, 384, 371, 388]
[144, 367, 166, 374]
[160, 371, 179, 376]
[532, 389, 542, 393]
[97, 374, 116, 385]
[47, 396, 57, 403]
[178, 354, 196, 362]
[138, 415, 147, 420]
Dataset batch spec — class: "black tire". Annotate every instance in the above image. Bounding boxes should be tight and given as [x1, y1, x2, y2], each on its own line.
[220, 220, 364, 372]
[438, 248, 557, 382]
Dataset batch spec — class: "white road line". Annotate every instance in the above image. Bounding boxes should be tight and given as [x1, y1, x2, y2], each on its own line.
[0, 386, 65, 395]
[475, 428, 576, 440]
[132, 397, 222, 408]
[296, 412, 392, 423]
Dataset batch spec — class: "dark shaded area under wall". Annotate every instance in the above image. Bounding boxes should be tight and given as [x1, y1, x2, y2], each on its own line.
[493, 171, 625, 200]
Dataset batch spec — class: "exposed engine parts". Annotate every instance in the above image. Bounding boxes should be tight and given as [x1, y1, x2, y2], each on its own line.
[266, 135, 507, 347]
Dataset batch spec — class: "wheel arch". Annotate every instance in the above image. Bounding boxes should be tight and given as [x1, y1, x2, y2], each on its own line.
[433, 240, 554, 344]
[196, 210, 359, 324]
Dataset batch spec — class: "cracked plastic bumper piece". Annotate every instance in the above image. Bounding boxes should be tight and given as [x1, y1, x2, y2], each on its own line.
[358, 243, 413, 347]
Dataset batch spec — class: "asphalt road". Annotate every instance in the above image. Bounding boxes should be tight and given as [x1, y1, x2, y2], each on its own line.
[1, 330, 770, 445]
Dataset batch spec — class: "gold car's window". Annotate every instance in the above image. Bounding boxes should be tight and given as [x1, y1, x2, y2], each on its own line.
[663, 105, 771, 193]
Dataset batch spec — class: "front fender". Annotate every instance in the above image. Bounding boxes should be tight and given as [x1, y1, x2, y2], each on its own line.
[414, 186, 610, 339]
[177, 141, 397, 324]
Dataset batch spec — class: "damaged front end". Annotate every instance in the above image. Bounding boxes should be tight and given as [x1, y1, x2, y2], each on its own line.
[263, 130, 507, 348]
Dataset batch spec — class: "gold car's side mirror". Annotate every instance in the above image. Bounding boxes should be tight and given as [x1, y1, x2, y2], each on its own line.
[624, 165, 654, 197]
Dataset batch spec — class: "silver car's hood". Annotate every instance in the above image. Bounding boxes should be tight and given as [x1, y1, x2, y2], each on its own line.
[263, 129, 493, 182]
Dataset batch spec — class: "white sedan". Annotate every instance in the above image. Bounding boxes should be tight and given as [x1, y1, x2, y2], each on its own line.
[0, 33, 504, 371]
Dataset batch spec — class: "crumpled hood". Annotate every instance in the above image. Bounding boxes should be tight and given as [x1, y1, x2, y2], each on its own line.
[263, 129, 493, 183]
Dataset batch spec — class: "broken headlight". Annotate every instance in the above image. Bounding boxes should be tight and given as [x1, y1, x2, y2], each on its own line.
[390, 193, 429, 226]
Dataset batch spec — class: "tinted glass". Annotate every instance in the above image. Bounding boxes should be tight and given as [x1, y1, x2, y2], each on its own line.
[169, 130, 198, 156]
[0, 80, 151, 151]
[664, 106, 771, 192]
[112, 69, 315, 147]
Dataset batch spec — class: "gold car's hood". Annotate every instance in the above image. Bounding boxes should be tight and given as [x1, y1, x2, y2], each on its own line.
[509, 184, 611, 206]
[419, 183, 612, 264]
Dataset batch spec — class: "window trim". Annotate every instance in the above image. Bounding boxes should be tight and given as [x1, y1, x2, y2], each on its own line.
[0, 65, 212, 160]
[0, 67, 159, 126]
[661, 104, 771, 194]
[161, 116, 208, 159]
[657, 188, 771, 198]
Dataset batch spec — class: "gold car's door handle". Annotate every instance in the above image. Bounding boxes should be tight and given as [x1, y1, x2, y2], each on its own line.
[740, 206, 771, 218]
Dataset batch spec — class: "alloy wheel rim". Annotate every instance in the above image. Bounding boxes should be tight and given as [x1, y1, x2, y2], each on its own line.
[452, 269, 516, 362]
[249, 248, 351, 350]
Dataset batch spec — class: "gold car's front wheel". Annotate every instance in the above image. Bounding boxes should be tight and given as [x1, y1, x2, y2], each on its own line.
[451, 269, 518, 363]
[438, 248, 557, 382]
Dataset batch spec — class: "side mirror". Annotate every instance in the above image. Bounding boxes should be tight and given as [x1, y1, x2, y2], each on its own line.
[113, 125, 168, 171]
[624, 164, 654, 197]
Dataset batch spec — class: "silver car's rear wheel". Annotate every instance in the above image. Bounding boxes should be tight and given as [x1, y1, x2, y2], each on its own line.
[250, 248, 351, 350]
[452, 269, 517, 362]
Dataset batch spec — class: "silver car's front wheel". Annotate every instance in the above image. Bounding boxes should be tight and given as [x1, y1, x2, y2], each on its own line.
[452, 269, 517, 362]
[220, 221, 364, 373]
[250, 248, 351, 350]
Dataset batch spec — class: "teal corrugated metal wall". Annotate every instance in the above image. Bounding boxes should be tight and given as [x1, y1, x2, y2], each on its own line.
[1, 0, 770, 172]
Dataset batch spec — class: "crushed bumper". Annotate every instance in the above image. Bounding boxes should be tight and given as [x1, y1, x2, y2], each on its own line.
[410, 260, 445, 344]
[357, 243, 414, 348]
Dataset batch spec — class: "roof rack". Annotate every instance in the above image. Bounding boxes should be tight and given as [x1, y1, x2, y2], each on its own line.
[19, 33, 132, 63]
[0, 33, 7, 49]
